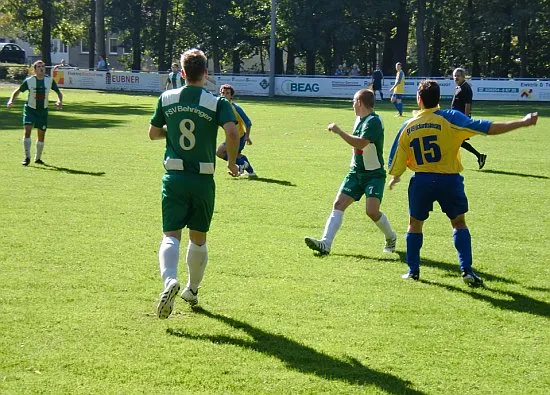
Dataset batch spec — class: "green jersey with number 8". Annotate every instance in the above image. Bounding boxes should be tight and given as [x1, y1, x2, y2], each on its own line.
[150, 85, 237, 175]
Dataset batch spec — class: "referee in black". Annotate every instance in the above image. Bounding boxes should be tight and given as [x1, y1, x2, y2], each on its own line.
[452, 67, 487, 169]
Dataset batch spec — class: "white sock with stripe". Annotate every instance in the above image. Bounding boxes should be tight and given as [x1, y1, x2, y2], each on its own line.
[159, 236, 180, 288]
[186, 241, 208, 292]
[35, 141, 44, 160]
[321, 209, 344, 248]
[375, 212, 395, 239]
[23, 138, 31, 159]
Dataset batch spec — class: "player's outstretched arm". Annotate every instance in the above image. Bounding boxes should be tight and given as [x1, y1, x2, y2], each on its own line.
[328, 122, 370, 149]
[487, 112, 538, 135]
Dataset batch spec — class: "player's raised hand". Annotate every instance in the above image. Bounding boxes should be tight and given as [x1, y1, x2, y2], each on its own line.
[523, 112, 538, 126]
[388, 176, 401, 190]
[328, 123, 343, 135]
[227, 163, 239, 177]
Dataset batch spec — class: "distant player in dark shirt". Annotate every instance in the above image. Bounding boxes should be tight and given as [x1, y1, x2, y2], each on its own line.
[452, 68, 487, 169]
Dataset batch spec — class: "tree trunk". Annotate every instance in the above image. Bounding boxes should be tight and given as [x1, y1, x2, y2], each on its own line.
[95, 0, 106, 62]
[500, 27, 512, 77]
[232, 49, 240, 73]
[88, 0, 96, 70]
[394, 0, 410, 70]
[381, 22, 394, 76]
[286, 45, 295, 74]
[275, 46, 284, 74]
[429, 22, 442, 76]
[416, 0, 428, 76]
[467, 0, 480, 76]
[41, 0, 52, 67]
[212, 42, 221, 73]
[131, 1, 142, 71]
[157, 0, 170, 71]
[518, 16, 529, 77]
[306, 49, 316, 75]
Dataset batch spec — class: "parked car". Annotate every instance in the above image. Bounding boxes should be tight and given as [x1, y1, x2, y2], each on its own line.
[0, 43, 26, 64]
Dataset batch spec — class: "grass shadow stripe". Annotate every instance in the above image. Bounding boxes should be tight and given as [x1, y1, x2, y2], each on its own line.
[167, 308, 426, 394]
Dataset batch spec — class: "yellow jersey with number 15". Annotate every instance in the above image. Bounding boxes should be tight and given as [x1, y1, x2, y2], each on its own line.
[387, 107, 492, 175]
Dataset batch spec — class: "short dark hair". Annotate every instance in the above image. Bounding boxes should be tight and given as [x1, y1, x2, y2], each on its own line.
[171, 63, 179, 68]
[220, 84, 235, 97]
[356, 89, 375, 109]
[181, 49, 206, 83]
[418, 80, 440, 109]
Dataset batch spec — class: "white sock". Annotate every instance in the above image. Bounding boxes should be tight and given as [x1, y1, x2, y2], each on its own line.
[375, 212, 395, 239]
[35, 141, 44, 160]
[186, 241, 208, 292]
[159, 236, 180, 288]
[321, 209, 344, 248]
[23, 138, 31, 159]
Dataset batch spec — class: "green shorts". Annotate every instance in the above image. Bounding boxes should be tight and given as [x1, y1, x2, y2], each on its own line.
[23, 106, 48, 131]
[339, 172, 386, 202]
[161, 172, 215, 233]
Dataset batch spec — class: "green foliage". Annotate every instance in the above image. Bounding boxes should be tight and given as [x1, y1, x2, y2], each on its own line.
[0, 65, 29, 81]
[0, 87, 549, 393]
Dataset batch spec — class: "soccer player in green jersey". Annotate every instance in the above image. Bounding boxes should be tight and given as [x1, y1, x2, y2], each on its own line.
[304, 89, 397, 255]
[149, 48, 240, 319]
[7, 60, 63, 166]
[165, 63, 185, 91]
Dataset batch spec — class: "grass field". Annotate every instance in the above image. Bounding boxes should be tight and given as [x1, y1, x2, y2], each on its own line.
[0, 86, 549, 394]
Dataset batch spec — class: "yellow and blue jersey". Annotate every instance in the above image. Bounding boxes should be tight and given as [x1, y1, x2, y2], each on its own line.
[394, 70, 405, 94]
[388, 107, 492, 175]
[231, 102, 252, 138]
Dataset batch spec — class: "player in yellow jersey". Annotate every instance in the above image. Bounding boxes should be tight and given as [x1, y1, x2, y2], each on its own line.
[389, 62, 405, 116]
[216, 84, 257, 177]
[387, 80, 538, 285]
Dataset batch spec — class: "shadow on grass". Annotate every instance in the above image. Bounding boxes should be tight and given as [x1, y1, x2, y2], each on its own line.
[35, 162, 106, 176]
[395, 251, 517, 285]
[2, 106, 128, 131]
[241, 176, 296, 187]
[167, 307, 425, 394]
[480, 169, 549, 180]
[422, 281, 550, 319]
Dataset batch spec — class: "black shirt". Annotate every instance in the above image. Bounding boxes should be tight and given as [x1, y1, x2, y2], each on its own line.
[451, 81, 473, 115]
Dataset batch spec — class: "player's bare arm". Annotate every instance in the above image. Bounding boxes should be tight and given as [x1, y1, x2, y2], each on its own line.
[328, 123, 370, 149]
[148, 124, 167, 140]
[487, 112, 538, 135]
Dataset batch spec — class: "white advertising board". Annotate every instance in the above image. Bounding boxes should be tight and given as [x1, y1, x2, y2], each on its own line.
[52, 69, 550, 101]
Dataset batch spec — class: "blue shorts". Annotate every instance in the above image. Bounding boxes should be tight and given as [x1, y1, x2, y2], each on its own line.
[391, 94, 403, 100]
[408, 173, 468, 221]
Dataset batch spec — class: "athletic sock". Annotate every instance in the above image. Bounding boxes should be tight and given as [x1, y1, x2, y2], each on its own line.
[374, 212, 395, 239]
[453, 228, 473, 272]
[397, 102, 403, 115]
[240, 154, 254, 173]
[159, 236, 180, 288]
[393, 102, 400, 112]
[186, 241, 208, 291]
[23, 138, 31, 159]
[406, 232, 423, 273]
[35, 141, 44, 160]
[321, 209, 344, 249]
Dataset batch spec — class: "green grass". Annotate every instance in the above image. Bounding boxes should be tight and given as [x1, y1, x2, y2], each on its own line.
[0, 86, 549, 394]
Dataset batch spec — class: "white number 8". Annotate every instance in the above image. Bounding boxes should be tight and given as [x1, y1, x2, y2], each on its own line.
[179, 119, 196, 150]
